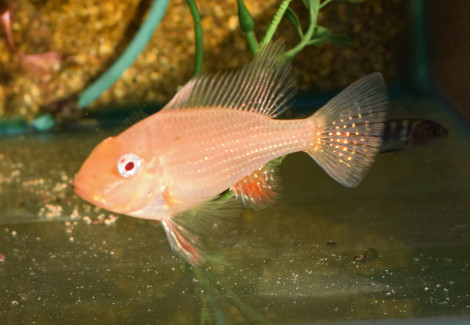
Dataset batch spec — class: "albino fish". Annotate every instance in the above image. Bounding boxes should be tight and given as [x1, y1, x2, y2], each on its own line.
[380, 119, 448, 153]
[73, 42, 388, 265]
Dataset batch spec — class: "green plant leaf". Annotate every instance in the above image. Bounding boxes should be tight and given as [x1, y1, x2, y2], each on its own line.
[308, 25, 351, 48]
[301, 0, 310, 9]
[237, 0, 258, 53]
[237, 0, 255, 32]
[285, 7, 303, 38]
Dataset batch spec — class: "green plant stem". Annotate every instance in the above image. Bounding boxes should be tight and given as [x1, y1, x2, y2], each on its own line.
[185, 0, 203, 75]
[320, 0, 334, 9]
[284, 0, 320, 61]
[245, 31, 259, 54]
[77, 0, 170, 108]
[260, 0, 293, 48]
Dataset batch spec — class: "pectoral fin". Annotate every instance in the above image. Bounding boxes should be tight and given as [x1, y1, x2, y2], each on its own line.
[230, 161, 281, 210]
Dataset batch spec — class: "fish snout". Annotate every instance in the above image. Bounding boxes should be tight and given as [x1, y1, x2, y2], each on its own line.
[73, 181, 108, 207]
[72, 180, 88, 201]
[73, 173, 96, 201]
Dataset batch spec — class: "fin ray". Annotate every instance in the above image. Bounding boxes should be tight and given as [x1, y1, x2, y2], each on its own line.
[161, 218, 201, 265]
[163, 41, 297, 118]
[230, 161, 281, 210]
[308, 73, 388, 187]
[161, 197, 241, 265]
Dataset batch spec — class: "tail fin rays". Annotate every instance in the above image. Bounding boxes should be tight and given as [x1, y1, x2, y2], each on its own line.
[307, 73, 388, 187]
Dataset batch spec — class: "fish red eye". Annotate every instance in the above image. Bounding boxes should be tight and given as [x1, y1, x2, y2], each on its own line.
[117, 152, 141, 178]
[125, 162, 134, 171]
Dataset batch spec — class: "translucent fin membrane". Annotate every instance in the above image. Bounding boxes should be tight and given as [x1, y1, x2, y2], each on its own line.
[308, 73, 388, 187]
[161, 218, 201, 265]
[230, 161, 281, 210]
[161, 197, 240, 265]
[163, 40, 297, 118]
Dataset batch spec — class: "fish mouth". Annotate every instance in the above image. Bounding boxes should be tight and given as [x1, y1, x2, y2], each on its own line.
[72, 179, 104, 203]
[73, 183, 108, 208]
[73, 178, 134, 214]
[72, 182, 87, 200]
[73, 184, 97, 203]
[72, 172, 122, 201]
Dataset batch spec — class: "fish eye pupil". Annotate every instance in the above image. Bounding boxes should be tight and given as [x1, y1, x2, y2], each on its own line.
[125, 162, 135, 171]
[117, 152, 141, 178]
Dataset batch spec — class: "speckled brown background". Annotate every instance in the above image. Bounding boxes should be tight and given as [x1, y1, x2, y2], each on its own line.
[0, 0, 410, 122]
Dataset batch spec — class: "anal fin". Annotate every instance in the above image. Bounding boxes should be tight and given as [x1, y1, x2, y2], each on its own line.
[230, 161, 281, 210]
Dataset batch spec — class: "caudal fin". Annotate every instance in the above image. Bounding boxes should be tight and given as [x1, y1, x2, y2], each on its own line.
[307, 73, 388, 187]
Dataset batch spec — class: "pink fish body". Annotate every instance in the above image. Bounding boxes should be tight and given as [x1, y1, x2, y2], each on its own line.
[74, 42, 388, 264]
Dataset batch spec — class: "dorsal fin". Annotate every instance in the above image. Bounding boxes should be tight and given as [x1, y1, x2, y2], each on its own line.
[162, 40, 297, 118]
[230, 161, 281, 210]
